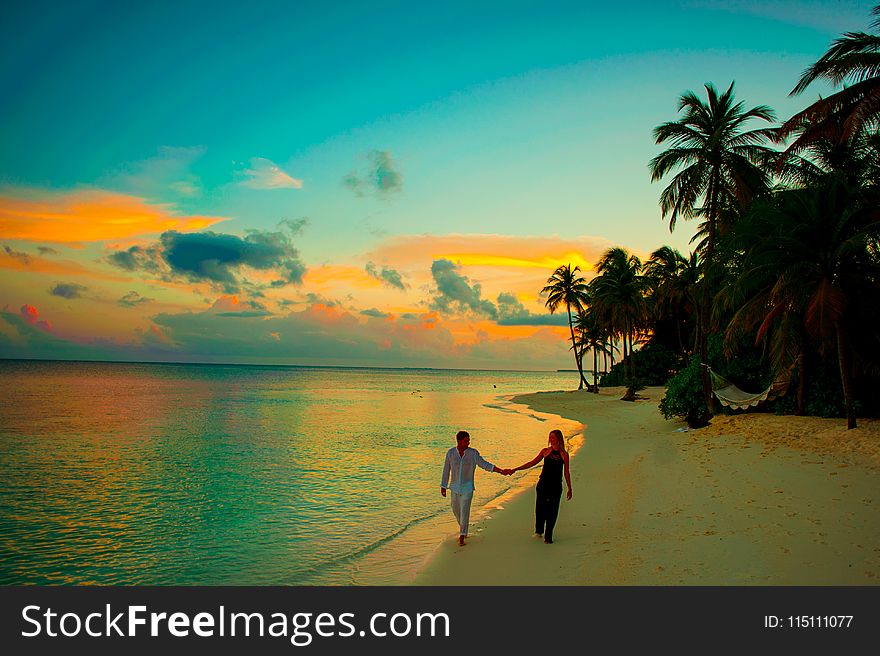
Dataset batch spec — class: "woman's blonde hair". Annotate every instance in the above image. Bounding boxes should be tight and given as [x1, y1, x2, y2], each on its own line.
[548, 429, 566, 453]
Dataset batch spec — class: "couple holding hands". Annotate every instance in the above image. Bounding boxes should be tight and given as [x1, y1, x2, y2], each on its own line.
[440, 429, 572, 546]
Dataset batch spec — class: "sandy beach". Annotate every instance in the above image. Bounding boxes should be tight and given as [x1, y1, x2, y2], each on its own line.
[414, 387, 880, 585]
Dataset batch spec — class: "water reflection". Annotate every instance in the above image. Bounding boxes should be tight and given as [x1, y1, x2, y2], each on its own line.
[0, 361, 581, 584]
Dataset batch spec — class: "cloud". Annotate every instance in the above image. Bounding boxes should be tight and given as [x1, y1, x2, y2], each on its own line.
[364, 233, 619, 310]
[365, 261, 407, 290]
[0, 298, 572, 369]
[1, 244, 129, 281]
[139, 323, 176, 348]
[429, 259, 498, 319]
[343, 150, 403, 197]
[118, 291, 153, 307]
[3, 245, 31, 264]
[496, 292, 568, 326]
[217, 310, 273, 318]
[141, 302, 571, 369]
[19, 304, 52, 331]
[0, 307, 98, 360]
[102, 146, 206, 200]
[108, 244, 164, 273]
[240, 157, 303, 190]
[160, 228, 306, 292]
[0, 187, 227, 243]
[209, 294, 272, 318]
[367, 233, 613, 273]
[150, 303, 456, 365]
[360, 308, 390, 318]
[304, 292, 340, 307]
[279, 218, 308, 235]
[107, 223, 307, 293]
[37, 246, 58, 255]
[49, 282, 88, 299]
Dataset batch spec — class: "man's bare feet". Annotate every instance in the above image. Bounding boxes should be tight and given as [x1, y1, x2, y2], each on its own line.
[459, 535, 466, 546]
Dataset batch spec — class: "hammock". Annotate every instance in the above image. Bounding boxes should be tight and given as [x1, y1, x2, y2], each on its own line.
[706, 366, 791, 410]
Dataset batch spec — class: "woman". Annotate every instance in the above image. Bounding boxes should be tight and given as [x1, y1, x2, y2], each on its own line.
[511, 429, 572, 544]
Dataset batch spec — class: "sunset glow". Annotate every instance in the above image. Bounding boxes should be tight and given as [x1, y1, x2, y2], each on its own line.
[1, 0, 865, 369]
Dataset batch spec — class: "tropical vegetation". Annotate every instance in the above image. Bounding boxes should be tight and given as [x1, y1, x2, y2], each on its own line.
[548, 4, 880, 429]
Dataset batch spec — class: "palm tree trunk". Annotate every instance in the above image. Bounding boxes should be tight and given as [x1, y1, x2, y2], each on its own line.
[576, 348, 589, 389]
[630, 330, 637, 379]
[593, 348, 599, 393]
[836, 322, 856, 429]
[796, 351, 806, 416]
[566, 303, 586, 389]
[699, 173, 719, 417]
[621, 321, 638, 402]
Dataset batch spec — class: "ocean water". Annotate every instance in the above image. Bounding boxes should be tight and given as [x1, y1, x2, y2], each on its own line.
[0, 360, 582, 585]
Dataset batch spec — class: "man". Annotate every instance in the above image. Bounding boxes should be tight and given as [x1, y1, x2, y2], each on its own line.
[440, 430, 510, 546]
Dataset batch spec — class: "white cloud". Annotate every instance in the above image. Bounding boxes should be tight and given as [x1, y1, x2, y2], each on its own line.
[241, 157, 303, 190]
[102, 145, 206, 200]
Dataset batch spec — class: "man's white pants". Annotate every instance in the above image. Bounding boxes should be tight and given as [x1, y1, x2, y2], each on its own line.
[450, 491, 474, 536]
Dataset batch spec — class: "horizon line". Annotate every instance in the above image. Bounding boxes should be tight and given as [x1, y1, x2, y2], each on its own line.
[0, 356, 563, 375]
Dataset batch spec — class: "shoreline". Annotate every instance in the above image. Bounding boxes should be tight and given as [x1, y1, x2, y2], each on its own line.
[346, 392, 585, 585]
[412, 386, 880, 585]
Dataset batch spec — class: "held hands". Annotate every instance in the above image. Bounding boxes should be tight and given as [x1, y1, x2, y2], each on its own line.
[500, 468, 515, 476]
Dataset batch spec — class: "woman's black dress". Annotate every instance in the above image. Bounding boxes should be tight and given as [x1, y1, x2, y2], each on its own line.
[535, 449, 564, 542]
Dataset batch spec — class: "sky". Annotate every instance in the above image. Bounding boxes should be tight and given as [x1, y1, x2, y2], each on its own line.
[0, 0, 875, 369]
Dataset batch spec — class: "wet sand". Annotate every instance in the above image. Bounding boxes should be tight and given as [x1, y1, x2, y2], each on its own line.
[414, 387, 880, 585]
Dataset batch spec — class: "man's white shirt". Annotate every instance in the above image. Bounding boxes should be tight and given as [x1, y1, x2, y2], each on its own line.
[440, 446, 495, 494]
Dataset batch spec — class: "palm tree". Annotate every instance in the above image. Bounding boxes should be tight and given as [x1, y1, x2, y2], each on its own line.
[721, 178, 880, 429]
[574, 309, 611, 393]
[779, 5, 880, 153]
[543, 264, 590, 389]
[588, 247, 650, 400]
[650, 82, 777, 415]
[645, 246, 700, 354]
[778, 116, 880, 189]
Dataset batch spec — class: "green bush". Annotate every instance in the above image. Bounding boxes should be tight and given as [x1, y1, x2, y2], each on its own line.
[658, 354, 708, 427]
[768, 355, 866, 418]
[599, 342, 683, 387]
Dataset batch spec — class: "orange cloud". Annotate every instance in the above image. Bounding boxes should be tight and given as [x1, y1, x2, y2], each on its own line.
[0, 188, 228, 243]
[307, 302, 349, 325]
[364, 233, 622, 304]
[19, 304, 52, 331]
[211, 295, 241, 311]
[303, 265, 380, 289]
[367, 234, 615, 273]
[148, 324, 173, 344]
[0, 247, 130, 281]
[467, 319, 567, 342]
